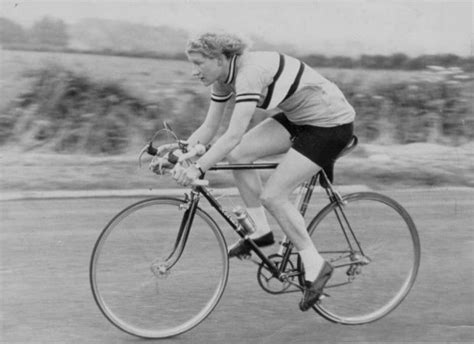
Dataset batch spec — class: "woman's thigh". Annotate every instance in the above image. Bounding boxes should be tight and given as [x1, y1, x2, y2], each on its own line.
[229, 117, 293, 162]
[262, 148, 321, 200]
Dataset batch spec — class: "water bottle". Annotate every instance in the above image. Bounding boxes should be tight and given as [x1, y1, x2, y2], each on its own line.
[233, 207, 256, 235]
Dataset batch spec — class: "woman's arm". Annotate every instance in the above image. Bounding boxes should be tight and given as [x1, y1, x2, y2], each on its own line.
[186, 100, 227, 147]
[196, 101, 256, 171]
[173, 101, 256, 186]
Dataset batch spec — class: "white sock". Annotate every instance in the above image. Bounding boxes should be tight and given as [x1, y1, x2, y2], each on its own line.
[299, 246, 325, 282]
[246, 206, 272, 238]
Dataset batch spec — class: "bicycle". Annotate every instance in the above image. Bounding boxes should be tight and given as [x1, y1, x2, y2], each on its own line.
[89, 123, 421, 339]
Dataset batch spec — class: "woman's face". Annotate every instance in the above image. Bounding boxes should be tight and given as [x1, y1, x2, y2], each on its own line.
[187, 52, 223, 86]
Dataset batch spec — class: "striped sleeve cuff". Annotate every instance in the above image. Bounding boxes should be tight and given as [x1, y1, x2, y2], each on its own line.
[211, 93, 233, 103]
[235, 93, 261, 104]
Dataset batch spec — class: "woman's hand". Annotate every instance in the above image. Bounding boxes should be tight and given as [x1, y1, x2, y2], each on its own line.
[172, 164, 202, 186]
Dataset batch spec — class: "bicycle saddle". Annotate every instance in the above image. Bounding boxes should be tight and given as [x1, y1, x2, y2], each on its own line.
[319, 135, 358, 188]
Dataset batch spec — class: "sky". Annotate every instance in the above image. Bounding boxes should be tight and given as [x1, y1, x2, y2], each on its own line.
[1, 0, 472, 56]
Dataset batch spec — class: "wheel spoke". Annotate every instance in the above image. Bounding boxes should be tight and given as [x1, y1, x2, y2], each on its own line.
[90, 198, 229, 338]
[302, 192, 420, 324]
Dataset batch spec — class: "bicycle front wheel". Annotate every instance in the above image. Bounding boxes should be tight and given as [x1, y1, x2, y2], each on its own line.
[90, 197, 229, 338]
[304, 192, 420, 324]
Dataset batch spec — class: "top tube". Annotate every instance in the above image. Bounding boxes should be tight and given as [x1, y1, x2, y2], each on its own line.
[209, 162, 279, 171]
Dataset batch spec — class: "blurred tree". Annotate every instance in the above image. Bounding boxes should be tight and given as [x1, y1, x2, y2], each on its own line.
[462, 56, 474, 71]
[388, 53, 409, 69]
[373, 55, 392, 69]
[437, 54, 461, 67]
[302, 54, 329, 67]
[332, 56, 355, 68]
[0, 17, 28, 44]
[405, 56, 428, 70]
[360, 55, 378, 69]
[30, 16, 69, 46]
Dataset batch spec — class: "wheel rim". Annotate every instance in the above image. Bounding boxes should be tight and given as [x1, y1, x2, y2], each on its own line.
[306, 192, 420, 324]
[90, 198, 229, 338]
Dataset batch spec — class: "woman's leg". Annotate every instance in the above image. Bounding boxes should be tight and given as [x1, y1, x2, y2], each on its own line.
[260, 148, 321, 250]
[261, 150, 332, 311]
[260, 148, 325, 281]
[227, 118, 292, 207]
[227, 118, 292, 240]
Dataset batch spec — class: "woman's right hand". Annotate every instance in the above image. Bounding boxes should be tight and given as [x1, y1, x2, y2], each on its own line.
[149, 150, 181, 174]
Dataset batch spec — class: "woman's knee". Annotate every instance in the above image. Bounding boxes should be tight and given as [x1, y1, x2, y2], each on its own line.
[260, 189, 287, 211]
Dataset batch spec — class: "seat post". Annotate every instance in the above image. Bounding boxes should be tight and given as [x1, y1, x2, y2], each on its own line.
[319, 169, 345, 204]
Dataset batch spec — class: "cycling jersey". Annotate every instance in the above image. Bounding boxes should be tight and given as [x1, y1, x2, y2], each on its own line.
[211, 51, 355, 127]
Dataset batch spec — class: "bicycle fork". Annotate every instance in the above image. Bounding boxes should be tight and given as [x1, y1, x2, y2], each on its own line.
[150, 191, 201, 277]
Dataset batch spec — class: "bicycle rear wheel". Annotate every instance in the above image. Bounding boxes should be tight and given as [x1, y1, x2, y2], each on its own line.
[302, 192, 420, 324]
[90, 197, 229, 338]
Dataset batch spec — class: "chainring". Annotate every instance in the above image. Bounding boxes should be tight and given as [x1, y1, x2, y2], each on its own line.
[257, 254, 300, 294]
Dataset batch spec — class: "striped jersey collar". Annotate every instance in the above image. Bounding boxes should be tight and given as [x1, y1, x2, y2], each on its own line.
[224, 55, 238, 84]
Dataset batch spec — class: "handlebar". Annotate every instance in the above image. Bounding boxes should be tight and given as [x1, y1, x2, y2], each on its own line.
[138, 128, 209, 187]
[177, 144, 207, 162]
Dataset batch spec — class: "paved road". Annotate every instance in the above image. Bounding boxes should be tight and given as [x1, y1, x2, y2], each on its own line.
[1, 188, 473, 343]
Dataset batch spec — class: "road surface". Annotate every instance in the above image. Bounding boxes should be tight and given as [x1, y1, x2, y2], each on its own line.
[1, 188, 473, 343]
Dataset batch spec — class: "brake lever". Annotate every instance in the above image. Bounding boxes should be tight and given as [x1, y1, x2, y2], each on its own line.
[138, 142, 157, 167]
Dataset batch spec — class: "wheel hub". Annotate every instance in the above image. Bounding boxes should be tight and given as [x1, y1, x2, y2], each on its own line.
[150, 258, 170, 278]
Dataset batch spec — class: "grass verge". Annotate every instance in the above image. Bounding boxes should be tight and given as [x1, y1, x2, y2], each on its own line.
[1, 142, 472, 192]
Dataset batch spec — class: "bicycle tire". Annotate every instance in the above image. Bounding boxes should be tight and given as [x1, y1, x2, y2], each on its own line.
[90, 197, 229, 338]
[299, 192, 420, 324]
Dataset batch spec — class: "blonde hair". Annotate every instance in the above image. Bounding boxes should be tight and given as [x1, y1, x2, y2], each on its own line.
[185, 32, 249, 59]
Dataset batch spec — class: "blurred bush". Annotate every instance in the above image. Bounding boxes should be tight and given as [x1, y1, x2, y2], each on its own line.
[342, 65, 473, 145]
[302, 53, 474, 72]
[1, 64, 167, 153]
[0, 63, 472, 154]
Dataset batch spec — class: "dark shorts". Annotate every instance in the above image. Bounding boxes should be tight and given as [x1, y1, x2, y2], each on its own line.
[272, 112, 354, 169]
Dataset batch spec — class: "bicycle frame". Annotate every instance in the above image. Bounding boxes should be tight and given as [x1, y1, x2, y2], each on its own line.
[91, 132, 420, 336]
[163, 161, 349, 287]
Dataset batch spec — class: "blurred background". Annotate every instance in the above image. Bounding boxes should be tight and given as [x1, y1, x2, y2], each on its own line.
[2, 3, 473, 343]
[0, 0, 473, 191]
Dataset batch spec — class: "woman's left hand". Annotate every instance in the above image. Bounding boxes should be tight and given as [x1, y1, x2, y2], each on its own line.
[172, 164, 202, 186]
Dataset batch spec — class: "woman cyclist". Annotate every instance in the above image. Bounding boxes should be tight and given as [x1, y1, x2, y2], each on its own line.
[172, 32, 356, 311]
